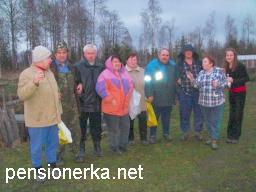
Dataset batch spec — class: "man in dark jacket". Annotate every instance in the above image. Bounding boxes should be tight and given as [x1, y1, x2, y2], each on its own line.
[74, 44, 104, 162]
[145, 48, 177, 144]
[177, 44, 203, 141]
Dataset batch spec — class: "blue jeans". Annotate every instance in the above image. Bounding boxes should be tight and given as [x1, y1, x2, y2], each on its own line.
[200, 104, 224, 140]
[178, 91, 203, 134]
[28, 125, 59, 168]
[150, 106, 172, 137]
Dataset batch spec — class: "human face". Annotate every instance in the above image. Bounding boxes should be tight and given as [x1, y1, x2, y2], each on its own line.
[37, 56, 52, 70]
[84, 49, 97, 63]
[225, 50, 235, 64]
[127, 56, 138, 69]
[112, 58, 122, 71]
[184, 50, 193, 59]
[202, 57, 213, 72]
[158, 50, 170, 64]
[55, 49, 68, 64]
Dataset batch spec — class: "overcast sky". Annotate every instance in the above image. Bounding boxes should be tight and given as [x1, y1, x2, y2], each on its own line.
[106, 0, 256, 47]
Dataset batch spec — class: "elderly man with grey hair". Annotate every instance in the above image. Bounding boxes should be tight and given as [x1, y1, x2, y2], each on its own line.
[74, 44, 104, 162]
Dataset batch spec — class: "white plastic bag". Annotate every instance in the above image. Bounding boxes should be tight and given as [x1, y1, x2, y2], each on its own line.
[129, 90, 142, 120]
[58, 121, 73, 144]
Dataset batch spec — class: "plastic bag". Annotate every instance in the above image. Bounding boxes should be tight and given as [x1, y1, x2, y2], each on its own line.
[146, 101, 158, 127]
[58, 121, 72, 145]
[129, 90, 142, 120]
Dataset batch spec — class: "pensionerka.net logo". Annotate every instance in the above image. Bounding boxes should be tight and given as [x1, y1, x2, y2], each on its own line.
[5, 164, 144, 183]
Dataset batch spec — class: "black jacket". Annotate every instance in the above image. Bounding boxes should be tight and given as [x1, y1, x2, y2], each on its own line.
[226, 62, 250, 89]
[74, 59, 104, 112]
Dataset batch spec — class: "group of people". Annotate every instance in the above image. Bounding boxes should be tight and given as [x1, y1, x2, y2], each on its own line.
[17, 42, 249, 180]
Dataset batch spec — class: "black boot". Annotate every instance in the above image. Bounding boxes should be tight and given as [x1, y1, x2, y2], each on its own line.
[75, 140, 85, 163]
[93, 141, 103, 157]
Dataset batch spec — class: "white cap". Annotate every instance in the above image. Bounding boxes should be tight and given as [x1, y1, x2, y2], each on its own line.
[32, 46, 51, 63]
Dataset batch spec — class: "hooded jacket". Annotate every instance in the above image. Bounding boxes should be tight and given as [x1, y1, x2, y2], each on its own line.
[96, 56, 134, 116]
[144, 58, 177, 107]
[177, 44, 202, 94]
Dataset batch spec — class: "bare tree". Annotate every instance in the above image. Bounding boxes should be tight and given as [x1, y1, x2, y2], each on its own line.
[203, 11, 216, 50]
[88, 0, 106, 44]
[140, 0, 162, 52]
[0, 0, 21, 69]
[158, 19, 175, 50]
[242, 14, 255, 48]
[224, 14, 237, 47]
[22, 0, 41, 50]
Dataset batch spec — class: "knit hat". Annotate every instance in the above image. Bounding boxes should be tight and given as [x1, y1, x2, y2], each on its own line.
[32, 46, 51, 63]
[55, 40, 68, 52]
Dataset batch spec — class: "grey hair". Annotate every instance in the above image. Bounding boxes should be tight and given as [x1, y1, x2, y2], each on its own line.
[158, 48, 170, 55]
[83, 44, 97, 53]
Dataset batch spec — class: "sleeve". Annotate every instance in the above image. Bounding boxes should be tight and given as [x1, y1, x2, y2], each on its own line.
[74, 64, 82, 85]
[17, 72, 38, 101]
[96, 72, 108, 98]
[218, 70, 227, 89]
[233, 64, 250, 85]
[144, 64, 154, 98]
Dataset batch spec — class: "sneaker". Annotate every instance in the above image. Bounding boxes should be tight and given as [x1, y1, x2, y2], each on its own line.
[180, 133, 189, 141]
[211, 140, 218, 150]
[205, 138, 212, 145]
[119, 146, 128, 153]
[149, 136, 156, 144]
[195, 132, 203, 141]
[141, 140, 149, 145]
[226, 138, 233, 143]
[75, 151, 85, 163]
[56, 159, 64, 166]
[36, 173, 47, 182]
[163, 134, 172, 142]
[231, 139, 239, 144]
[110, 148, 122, 155]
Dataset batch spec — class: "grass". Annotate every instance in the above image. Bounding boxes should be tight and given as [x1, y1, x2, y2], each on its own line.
[0, 82, 256, 192]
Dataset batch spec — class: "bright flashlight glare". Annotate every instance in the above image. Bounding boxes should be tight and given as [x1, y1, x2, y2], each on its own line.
[155, 71, 163, 81]
[144, 75, 152, 82]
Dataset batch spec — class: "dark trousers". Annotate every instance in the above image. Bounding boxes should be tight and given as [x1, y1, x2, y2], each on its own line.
[227, 92, 246, 140]
[79, 112, 102, 143]
[150, 106, 172, 137]
[129, 111, 147, 141]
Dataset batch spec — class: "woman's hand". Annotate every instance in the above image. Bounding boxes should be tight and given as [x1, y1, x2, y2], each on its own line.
[212, 80, 219, 88]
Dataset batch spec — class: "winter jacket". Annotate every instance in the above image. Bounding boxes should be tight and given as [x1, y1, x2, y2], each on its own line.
[144, 58, 177, 107]
[74, 58, 104, 112]
[176, 44, 202, 95]
[96, 56, 134, 116]
[226, 62, 249, 93]
[17, 65, 62, 127]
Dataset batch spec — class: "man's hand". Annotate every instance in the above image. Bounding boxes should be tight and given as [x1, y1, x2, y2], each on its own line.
[177, 78, 181, 85]
[33, 70, 44, 86]
[186, 71, 194, 81]
[76, 83, 83, 94]
[147, 96, 154, 103]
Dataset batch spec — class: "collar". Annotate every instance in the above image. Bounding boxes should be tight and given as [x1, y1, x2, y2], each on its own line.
[125, 65, 141, 72]
[55, 60, 68, 67]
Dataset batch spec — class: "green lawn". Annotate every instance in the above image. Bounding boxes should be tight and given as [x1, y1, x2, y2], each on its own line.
[1, 82, 256, 192]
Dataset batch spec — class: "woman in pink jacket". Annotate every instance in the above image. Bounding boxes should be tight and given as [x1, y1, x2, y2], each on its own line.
[96, 55, 134, 154]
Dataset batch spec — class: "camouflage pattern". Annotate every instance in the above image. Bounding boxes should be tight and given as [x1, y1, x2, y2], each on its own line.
[51, 60, 80, 159]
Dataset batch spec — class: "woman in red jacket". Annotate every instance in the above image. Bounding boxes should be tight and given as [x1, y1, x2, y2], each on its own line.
[224, 48, 250, 144]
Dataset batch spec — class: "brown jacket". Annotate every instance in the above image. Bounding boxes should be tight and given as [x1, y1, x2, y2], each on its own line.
[17, 65, 62, 127]
[125, 65, 146, 111]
